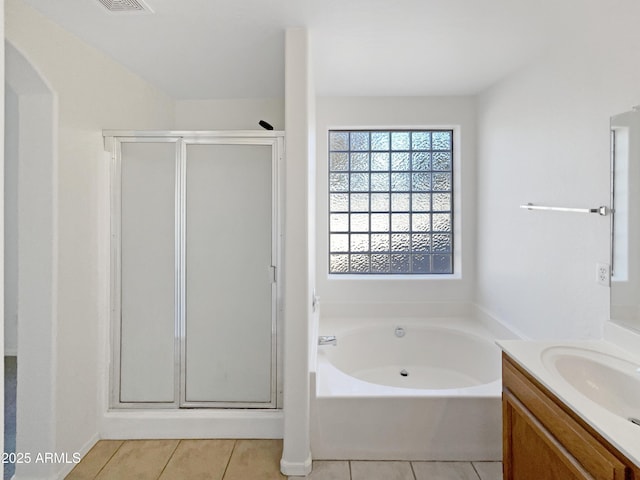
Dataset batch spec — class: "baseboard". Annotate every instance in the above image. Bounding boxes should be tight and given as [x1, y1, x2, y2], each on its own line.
[9, 430, 98, 480]
[55, 433, 100, 480]
[280, 452, 312, 476]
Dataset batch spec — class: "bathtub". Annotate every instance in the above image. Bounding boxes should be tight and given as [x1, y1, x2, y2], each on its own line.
[310, 317, 503, 460]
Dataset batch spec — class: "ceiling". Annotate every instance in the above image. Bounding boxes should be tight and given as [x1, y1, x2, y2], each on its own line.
[16, 0, 619, 100]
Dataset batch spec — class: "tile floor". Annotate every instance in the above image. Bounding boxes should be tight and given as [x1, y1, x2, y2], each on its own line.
[65, 439, 502, 480]
[310, 460, 502, 480]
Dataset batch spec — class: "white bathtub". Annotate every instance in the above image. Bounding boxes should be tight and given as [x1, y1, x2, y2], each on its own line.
[311, 317, 503, 460]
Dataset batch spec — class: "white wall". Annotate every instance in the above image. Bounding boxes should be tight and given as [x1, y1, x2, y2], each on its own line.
[175, 98, 284, 130]
[6, 1, 175, 477]
[316, 96, 476, 317]
[476, 16, 640, 340]
[4, 86, 18, 355]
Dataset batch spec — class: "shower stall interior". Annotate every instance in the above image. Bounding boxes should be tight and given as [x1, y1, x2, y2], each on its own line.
[104, 130, 283, 409]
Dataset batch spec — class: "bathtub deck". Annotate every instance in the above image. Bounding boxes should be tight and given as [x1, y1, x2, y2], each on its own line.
[312, 317, 503, 461]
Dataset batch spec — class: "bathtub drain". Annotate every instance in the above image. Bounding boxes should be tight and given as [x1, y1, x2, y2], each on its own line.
[630, 417, 640, 427]
[400, 369, 409, 377]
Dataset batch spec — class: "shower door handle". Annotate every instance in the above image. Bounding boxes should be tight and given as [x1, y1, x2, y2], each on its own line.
[269, 265, 277, 283]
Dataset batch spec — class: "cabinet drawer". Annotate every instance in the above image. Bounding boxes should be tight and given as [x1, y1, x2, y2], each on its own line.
[503, 356, 627, 480]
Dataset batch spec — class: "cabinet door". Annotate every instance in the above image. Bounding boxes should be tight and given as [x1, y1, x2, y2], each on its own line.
[182, 143, 275, 406]
[119, 140, 178, 404]
[503, 390, 590, 480]
[502, 355, 629, 480]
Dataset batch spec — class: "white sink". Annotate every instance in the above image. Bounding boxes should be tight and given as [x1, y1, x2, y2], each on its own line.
[541, 346, 640, 425]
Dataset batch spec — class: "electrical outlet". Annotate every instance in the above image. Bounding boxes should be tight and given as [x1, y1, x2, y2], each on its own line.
[596, 263, 610, 286]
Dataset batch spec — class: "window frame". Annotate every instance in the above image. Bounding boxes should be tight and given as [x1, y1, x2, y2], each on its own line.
[325, 126, 461, 278]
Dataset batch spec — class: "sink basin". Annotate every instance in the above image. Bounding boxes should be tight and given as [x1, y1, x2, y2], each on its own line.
[541, 346, 640, 424]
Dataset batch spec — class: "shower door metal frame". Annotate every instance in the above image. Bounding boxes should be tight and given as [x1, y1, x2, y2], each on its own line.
[105, 130, 284, 410]
[106, 135, 182, 409]
[178, 134, 282, 409]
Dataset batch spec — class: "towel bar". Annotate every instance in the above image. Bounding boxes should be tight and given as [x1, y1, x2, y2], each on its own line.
[520, 203, 609, 216]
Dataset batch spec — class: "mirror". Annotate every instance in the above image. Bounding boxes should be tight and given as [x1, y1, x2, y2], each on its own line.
[610, 108, 640, 333]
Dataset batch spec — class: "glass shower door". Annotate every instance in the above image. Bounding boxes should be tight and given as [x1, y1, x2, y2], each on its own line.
[118, 139, 179, 405]
[108, 132, 281, 409]
[181, 142, 276, 407]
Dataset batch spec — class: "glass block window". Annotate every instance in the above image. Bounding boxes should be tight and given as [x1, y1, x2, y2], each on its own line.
[328, 130, 454, 274]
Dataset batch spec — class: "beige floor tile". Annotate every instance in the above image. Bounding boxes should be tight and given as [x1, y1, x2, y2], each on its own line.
[412, 461, 479, 480]
[296, 460, 350, 480]
[350, 461, 414, 480]
[158, 439, 235, 480]
[472, 462, 503, 480]
[95, 439, 179, 480]
[223, 439, 286, 480]
[65, 440, 124, 480]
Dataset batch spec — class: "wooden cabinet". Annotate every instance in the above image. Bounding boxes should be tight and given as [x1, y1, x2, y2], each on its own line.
[502, 353, 640, 480]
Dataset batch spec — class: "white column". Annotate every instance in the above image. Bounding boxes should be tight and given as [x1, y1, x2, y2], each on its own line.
[281, 27, 314, 476]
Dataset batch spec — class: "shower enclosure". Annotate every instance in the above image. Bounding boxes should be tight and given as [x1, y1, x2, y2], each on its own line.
[104, 131, 283, 409]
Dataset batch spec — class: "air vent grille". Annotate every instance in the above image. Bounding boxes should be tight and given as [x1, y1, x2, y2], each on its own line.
[97, 0, 153, 13]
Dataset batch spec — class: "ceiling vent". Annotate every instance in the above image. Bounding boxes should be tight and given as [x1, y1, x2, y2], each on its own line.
[96, 0, 153, 13]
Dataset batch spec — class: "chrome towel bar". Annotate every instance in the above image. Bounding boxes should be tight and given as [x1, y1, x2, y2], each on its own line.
[520, 203, 610, 216]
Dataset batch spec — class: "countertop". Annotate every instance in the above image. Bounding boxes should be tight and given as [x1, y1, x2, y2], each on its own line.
[497, 339, 640, 468]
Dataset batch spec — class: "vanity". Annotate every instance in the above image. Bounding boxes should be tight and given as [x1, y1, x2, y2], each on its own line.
[499, 340, 640, 480]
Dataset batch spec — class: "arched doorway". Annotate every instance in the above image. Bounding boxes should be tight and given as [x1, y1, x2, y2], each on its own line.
[5, 40, 57, 479]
